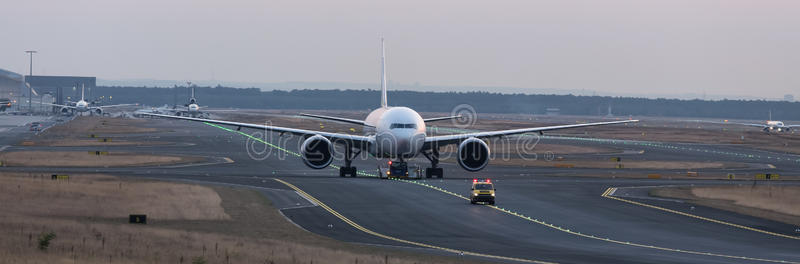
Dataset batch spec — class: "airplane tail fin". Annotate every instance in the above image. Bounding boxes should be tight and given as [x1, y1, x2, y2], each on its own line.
[769, 109, 773, 121]
[380, 37, 387, 108]
[81, 84, 85, 101]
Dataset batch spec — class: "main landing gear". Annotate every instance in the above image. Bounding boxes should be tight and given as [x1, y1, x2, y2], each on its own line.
[340, 144, 360, 177]
[422, 148, 443, 178]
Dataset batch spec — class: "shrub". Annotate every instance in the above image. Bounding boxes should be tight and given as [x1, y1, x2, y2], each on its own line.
[37, 231, 56, 251]
[192, 256, 207, 264]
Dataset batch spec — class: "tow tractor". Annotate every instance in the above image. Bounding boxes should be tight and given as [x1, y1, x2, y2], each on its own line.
[470, 179, 496, 205]
[380, 160, 408, 179]
[380, 160, 422, 179]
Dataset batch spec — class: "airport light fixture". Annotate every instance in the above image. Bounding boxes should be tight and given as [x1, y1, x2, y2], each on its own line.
[25, 50, 37, 113]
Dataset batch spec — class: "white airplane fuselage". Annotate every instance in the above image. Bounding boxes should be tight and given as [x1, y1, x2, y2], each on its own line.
[74, 100, 90, 112]
[765, 121, 791, 132]
[364, 107, 426, 159]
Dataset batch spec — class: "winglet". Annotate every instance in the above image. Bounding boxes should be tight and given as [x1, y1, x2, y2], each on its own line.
[380, 37, 388, 108]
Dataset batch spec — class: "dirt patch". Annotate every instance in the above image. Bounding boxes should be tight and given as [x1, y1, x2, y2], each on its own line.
[0, 173, 488, 264]
[0, 151, 204, 167]
[651, 185, 800, 226]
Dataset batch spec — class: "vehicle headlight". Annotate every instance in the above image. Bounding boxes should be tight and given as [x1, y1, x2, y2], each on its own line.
[491, 193, 495, 196]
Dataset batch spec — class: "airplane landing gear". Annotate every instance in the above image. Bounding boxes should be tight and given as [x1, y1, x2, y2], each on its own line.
[422, 147, 443, 178]
[340, 144, 360, 177]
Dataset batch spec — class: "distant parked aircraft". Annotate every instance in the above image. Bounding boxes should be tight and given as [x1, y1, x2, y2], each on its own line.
[41, 85, 136, 115]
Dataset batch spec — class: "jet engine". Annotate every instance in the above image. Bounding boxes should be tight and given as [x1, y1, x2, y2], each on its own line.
[93, 108, 103, 116]
[301, 135, 334, 169]
[60, 107, 71, 115]
[457, 137, 490, 171]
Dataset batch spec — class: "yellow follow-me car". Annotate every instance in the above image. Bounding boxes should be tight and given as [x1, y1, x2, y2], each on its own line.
[470, 179, 495, 205]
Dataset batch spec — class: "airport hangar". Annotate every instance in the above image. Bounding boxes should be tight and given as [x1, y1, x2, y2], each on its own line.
[0, 68, 24, 101]
[24, 75, 97, 106]
[0, 68, 96, 112]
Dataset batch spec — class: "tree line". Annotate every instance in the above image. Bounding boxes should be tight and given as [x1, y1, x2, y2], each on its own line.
[93, 85, 800, 120]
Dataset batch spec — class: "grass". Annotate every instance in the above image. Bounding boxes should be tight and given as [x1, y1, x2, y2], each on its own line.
[0, 173, 488, 264]
[46, 116, 159, 135]
[0, 151, 205, 167]
[24, 116, 167, 147]
[0, 173, 229, 221]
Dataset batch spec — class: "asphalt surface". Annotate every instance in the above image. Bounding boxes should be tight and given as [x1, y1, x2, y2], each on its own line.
[2, 116, 800, 264]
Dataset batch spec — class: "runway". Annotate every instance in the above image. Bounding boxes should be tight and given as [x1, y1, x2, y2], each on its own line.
[2, 117, 800, 263]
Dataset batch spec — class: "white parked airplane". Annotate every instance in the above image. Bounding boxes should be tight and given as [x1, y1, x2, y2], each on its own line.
[43, 85, 137, 116]
[143, 39, 638, 178]
[721, 111, 799, 133]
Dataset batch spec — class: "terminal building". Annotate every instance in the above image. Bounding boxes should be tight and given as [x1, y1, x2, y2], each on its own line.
[0, 68, 96, 113]
[24, 75, 96, 106]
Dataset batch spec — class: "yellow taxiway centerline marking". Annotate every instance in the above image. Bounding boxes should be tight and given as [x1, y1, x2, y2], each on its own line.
[273, 178, 555, 264]
[601, 187, 800, 241]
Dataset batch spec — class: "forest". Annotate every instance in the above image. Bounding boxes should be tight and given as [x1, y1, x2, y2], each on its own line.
[92, 85, 800, 120]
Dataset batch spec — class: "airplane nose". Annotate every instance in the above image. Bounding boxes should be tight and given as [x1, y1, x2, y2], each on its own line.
[398, 131, 425, 157]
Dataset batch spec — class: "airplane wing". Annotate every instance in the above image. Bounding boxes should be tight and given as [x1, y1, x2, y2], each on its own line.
[424, 120, 639, 146]
[787, 125, 800, 128]
[722, 122, 767, 128]
[299, 113, 371, 127]
[37, 102, 76, 109]
[142, 113, 372, 149]
[693, 120, 767, 128]
[96, 103, 138, 108]
[423, 115, 462, 123]
[196, 106, 239, 111]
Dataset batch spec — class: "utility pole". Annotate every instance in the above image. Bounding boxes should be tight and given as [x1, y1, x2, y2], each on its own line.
[25, 50, 37, 113]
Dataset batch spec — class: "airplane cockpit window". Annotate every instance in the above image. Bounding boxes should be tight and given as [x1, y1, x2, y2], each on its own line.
[390, 123, 416, 129]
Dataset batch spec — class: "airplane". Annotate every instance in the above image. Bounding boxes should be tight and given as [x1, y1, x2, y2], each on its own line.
[721, 111, 800, 133]
[42, 84, 137, 116]
[168, 86, 239, 118]
[142, 38, 639, 178]
[173, 86, 206, 118]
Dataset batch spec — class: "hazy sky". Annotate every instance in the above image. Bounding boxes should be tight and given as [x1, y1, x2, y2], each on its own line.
[1, 0, 798, 98]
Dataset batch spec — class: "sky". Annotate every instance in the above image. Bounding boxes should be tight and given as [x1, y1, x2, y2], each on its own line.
[1, 0, 798, 99]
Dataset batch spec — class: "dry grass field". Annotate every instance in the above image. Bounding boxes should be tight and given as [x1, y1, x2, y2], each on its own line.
[34, 139, 172, 147]
[0, 151, 204, 167]
[48, 116, 159, 134]
[0, 173, 487, 264]
[651, 185, 800, 226]
[26, 116, 166, 147]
